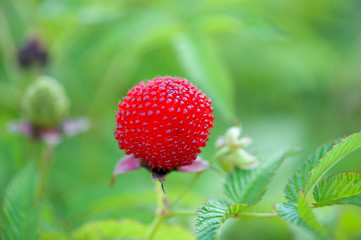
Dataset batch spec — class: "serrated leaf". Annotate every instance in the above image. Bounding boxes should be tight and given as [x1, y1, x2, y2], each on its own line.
[224, 150, 290, 205]
[284, 140, 338, 203]
[304, 132, 361, 197]
[336, 194, 361, 206]
[196, 200, 247, 240]
[173, 32, 234, 121]
[314, 172, 361, 207]
[72, 218, 193, 240]
[1, 162, 39, 240]
[275, 192, 326, 235]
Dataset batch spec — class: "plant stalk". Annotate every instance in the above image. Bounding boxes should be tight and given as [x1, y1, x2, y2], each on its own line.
[171, 150, 228, 207]
[37, 143, 53, 200]
[145, 181, 166, 240]
[171, 172, 201, 206]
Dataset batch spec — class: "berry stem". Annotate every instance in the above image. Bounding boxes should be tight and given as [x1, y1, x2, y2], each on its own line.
[145, 214, 163, 240]
[146, 181, 166, 240]
[37, 143, 54, 200]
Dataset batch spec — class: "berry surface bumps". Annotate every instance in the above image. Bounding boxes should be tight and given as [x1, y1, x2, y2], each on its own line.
[115, 77, 214, 170]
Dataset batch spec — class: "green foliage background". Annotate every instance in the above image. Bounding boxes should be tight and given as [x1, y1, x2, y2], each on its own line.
[1, 0, 361, 239]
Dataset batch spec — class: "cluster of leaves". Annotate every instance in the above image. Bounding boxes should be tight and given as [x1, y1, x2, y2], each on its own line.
[278, 132, 361, 237]
[0, 160, 195, 240]
[196, 131, 361, 239]
[195, 150, 292, 239]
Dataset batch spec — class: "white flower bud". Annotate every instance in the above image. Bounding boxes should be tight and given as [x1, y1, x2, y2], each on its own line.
[215, 124, 259, 172]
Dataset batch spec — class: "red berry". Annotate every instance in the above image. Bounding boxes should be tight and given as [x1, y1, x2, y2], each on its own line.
[114, 76, 214, 171]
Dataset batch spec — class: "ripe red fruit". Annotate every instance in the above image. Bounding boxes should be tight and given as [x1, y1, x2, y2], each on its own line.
[114, 76, 214, 171]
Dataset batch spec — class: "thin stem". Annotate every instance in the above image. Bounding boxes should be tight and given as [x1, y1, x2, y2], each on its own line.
[171, 150, 229, 207]
[155, 181, 164, 210]
[171, 172, 201, 206]
[145, 181, 166, 240]
[164, 210, 196, 219]
[209, 147, 230, 164]
[233, 212, 277, 218]
[145, 215, 163, 240]
[37, 143, 54, 200]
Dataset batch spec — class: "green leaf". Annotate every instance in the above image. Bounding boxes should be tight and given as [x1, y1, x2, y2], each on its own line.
[224, 150, 290, 205]
[173, 32, 235, 121]
[196, 200, 247, 240]
[284, 140, 338, 203]
[336, 194, 361, 206]
[40, 232, 68, 240]
[304, 131, 361, 197]
[1, 162, 39, 240]
[314, 172, 361, 206]
[275, 192, 326, 235]
[39, 200, 67, 240]
[72, 218, 193, 240]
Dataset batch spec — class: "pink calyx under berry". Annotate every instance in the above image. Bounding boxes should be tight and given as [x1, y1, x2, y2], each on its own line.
[114, 76, 214, 172]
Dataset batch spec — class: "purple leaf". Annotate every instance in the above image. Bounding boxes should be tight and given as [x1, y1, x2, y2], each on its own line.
[177, 157, 210, 173]
[41, 129, 61, 146]
[8, 117, 90, 146]
[7, 120, 33, 137]
[111, 155, 142, 185]
[62, 117, 90, 137]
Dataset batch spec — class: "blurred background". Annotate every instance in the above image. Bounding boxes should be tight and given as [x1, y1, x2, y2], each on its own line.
[1, 0, 361, 239]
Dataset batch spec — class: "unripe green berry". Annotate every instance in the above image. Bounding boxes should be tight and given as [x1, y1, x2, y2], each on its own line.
[22, 76, 69, 127]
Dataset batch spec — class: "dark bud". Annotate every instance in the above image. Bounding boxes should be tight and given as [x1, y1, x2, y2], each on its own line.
[151, 168, 170, 194]
[18, 38, 48, 69]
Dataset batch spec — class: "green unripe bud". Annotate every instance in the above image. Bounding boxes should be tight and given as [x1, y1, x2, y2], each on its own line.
[218, 149, 258, 172]
[215, 125, 259, 172]
[22, 76, 69, 127]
